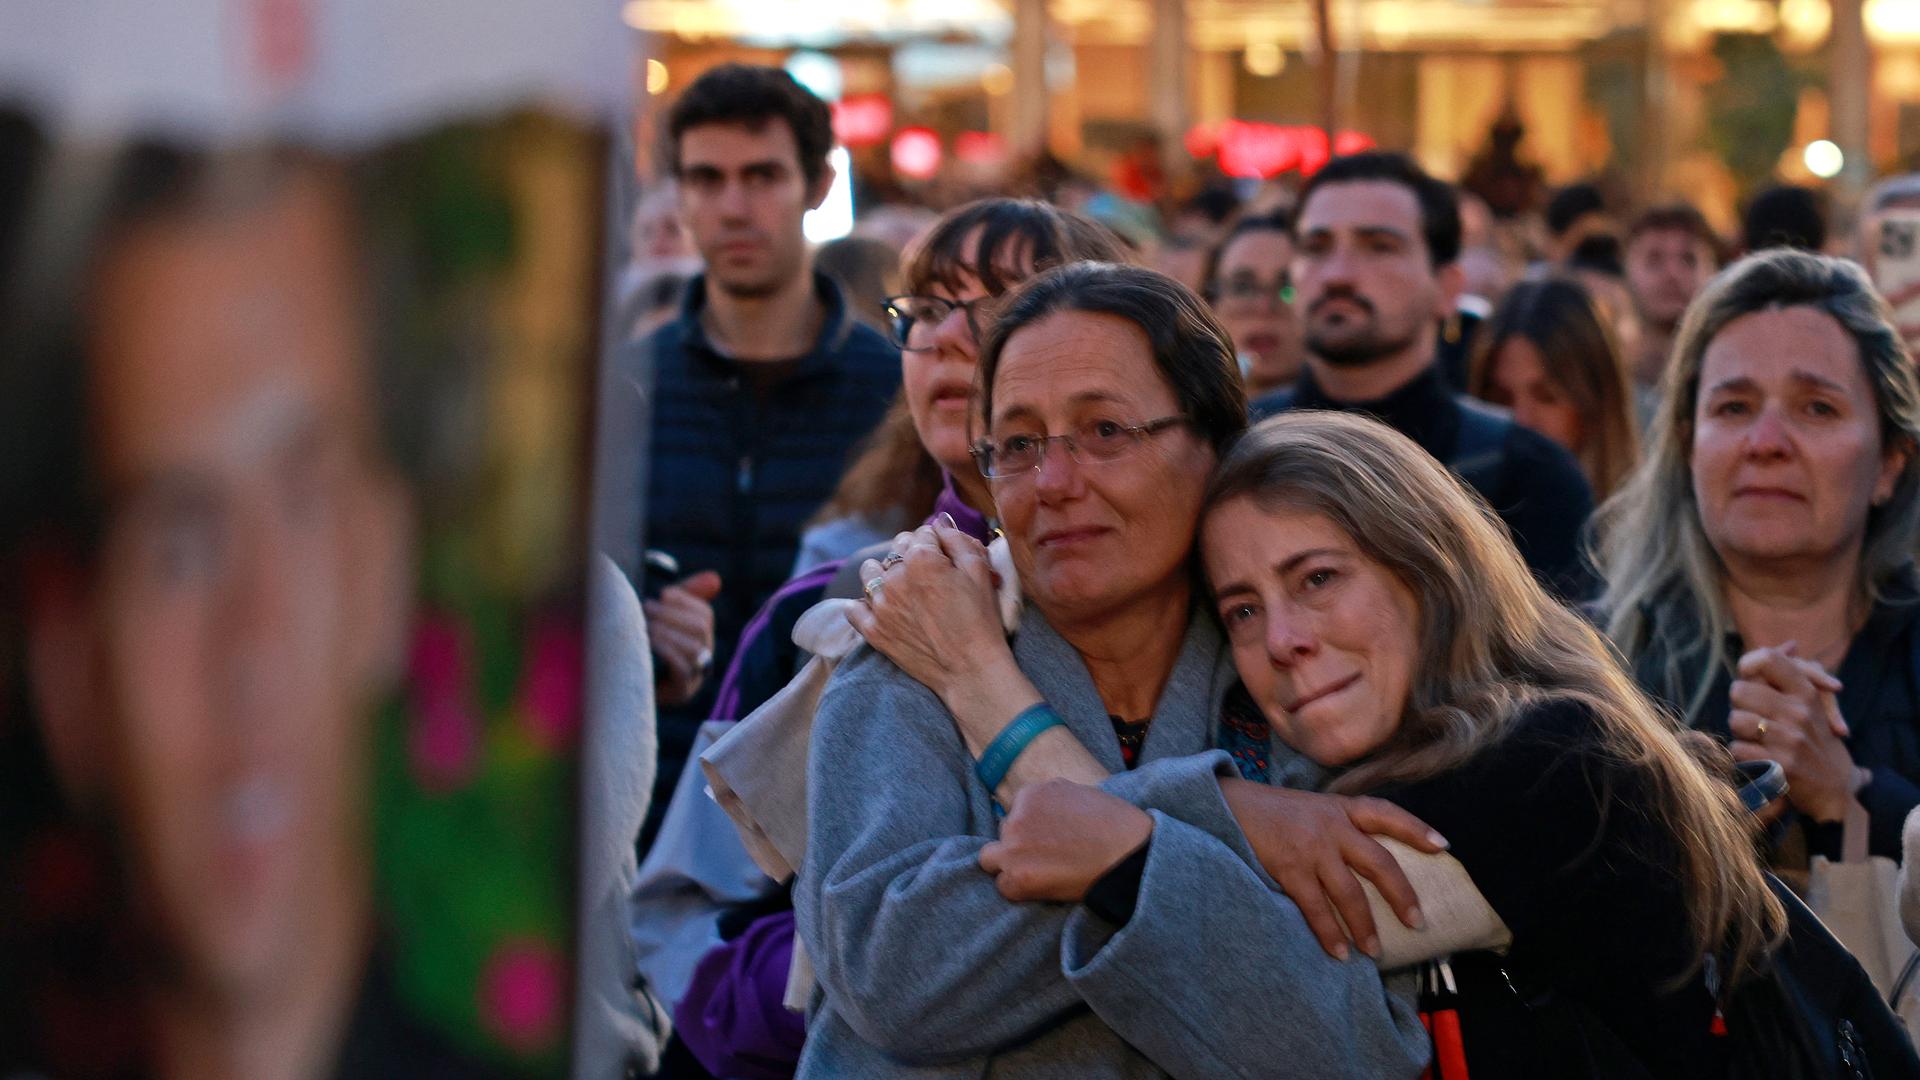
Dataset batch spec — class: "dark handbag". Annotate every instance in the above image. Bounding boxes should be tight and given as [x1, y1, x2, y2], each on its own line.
[1722, 875, 1920, 1080]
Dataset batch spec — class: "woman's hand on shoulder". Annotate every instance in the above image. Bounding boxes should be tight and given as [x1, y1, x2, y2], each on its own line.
[846, 520, 1010, 703]
[1219, 778, 1449, 961]
[1727, 642, 1861, 824]
[978, 779, 1151, 902]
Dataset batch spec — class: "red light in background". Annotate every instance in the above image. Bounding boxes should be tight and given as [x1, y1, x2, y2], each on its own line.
[1334, 130, 1376, 156]
[1190, 120, 1379, 179]
[832, 95, 893, 147]
[1183, 122, 1221, 160]
[954, 131, 1006, 164]
[1216, 120, 1299, 179]
[1294, 126, 1331, 176]
[891, 127, 943, 179]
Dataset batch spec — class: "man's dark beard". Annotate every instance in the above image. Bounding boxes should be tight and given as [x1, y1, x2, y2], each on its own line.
[1306, 324, 1418, 368]
[1305, 290, 1404, 368]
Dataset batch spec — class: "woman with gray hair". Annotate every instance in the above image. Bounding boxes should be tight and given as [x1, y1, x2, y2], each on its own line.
[797, 262, 1436, 1077]
[1594, 248, 1920, 862]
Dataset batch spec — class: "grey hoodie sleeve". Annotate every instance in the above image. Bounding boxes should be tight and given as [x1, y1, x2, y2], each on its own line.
[794, 647, 1086, 1064]
[1063, 813, 1430, 1079]
[1087, 753, 1431, 1079]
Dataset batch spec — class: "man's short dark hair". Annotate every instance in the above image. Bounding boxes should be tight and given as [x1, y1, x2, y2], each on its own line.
[1742, 184, 1827, 253]
[1179, 184, 1243, 229]
[1545, 182, 1607, 239]
[1626, 201, 1717, 251]
[1566, 232, 1626, 279]
[665, 64, 835, 188]
[1296, 151, 1460, 268]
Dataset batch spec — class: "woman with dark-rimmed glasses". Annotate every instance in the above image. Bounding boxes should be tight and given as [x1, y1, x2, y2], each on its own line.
[633, 197, 1131, 1080]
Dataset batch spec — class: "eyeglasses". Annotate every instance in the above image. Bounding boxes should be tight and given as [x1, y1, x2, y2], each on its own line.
[882, 294, 987, 351]
[1213, 277, 1295, 308]
[971, 416, 1191, 479]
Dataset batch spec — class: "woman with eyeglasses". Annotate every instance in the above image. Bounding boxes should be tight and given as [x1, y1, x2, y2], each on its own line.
[796, 262, 1435, 1077]
[641, 198, 1131, 1080]
[1203, 210, 1304, 399]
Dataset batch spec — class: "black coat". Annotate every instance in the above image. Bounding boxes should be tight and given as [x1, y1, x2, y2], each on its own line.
[1631, 568, 1920, 861]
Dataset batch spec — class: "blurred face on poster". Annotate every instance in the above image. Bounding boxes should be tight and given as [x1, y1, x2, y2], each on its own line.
[673, 119, 831, 298]
[26, 168, 409, 1049]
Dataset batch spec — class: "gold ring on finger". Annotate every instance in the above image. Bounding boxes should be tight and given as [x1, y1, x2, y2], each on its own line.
[1756, 719, 1768, 738]
[864, 576, 885, 600]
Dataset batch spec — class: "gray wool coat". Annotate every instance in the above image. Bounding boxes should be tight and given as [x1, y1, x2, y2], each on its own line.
[793, 602, 1430, 1078]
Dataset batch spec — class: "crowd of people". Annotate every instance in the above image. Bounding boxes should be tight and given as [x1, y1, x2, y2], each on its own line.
[624, 60, 1920, 1079]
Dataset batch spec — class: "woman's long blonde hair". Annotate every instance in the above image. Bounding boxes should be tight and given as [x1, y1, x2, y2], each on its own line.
[1592, 249, 1920, 722]
[1204, 411, 1785, 988]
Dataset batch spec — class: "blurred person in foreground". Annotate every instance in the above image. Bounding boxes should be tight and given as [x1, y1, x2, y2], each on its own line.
[5, 148, 499, 1079]
[1202, 210, 1304, 398]
[1596, 249, 1920, 865]
[1469, 277, 1641, 499]
[634, 62, 899, 846]
[1624, 202, 1719, 403]
[1252, 151, 1595, 599]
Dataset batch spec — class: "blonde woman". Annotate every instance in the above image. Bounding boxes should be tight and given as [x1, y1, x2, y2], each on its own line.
[1469, 277, 1641, 499]
[1595, 249, 1920, 864]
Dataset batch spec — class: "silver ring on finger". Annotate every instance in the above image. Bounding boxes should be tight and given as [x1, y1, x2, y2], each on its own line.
[881, 551, 905, 571]
[863, 576, 885, 601]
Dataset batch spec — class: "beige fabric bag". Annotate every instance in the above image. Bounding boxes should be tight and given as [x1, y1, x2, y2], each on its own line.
[700, 537, 1026, 884]
[1808, 799, 1917, 1003]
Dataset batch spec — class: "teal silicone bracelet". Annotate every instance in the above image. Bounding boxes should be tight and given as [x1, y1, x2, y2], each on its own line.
[975, 703, 1065, 793]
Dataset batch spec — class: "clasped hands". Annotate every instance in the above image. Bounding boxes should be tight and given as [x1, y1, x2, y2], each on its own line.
[1726, 641, 1862, 824]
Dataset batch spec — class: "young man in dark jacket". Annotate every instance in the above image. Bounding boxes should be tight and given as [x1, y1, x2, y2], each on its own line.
[631, 64, 899, 846]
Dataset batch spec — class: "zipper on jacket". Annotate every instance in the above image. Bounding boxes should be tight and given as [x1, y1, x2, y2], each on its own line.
[1838, 1019, 1865, 1079]
[736, 455, 754, 495]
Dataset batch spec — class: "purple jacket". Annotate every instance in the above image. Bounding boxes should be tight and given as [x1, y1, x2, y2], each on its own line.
[675, 477, 990, 1078]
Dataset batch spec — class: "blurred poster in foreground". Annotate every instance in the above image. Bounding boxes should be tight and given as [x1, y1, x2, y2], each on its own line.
[0, 0, 639, 1075]
[0, 0, 628, 146]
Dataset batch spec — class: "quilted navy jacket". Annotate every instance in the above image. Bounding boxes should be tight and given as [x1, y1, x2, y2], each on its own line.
[632, 271, 899, 833]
